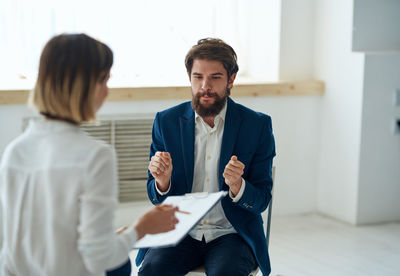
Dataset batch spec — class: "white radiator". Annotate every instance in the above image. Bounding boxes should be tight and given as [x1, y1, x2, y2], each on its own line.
[23, 115, 154, 202]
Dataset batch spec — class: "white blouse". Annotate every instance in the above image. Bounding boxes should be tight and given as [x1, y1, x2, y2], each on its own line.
[0, 119, 136, 276]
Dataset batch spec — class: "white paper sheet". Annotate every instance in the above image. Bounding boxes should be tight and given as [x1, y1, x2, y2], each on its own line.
[133, 191, 228, 249]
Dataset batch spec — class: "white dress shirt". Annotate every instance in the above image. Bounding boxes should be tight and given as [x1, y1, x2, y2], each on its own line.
[189, 101, 244, 242]
[0, 119, 136, 276]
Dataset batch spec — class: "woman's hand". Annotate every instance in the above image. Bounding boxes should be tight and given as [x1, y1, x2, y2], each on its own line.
[134, 204, 179, 240]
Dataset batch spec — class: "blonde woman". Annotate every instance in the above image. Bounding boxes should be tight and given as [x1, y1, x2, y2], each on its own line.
[0, 34, 178, 276]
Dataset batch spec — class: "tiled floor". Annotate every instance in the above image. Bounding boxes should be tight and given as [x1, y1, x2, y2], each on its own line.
[116, 203, 400, 276]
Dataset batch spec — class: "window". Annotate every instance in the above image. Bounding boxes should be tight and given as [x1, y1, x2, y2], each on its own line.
[0, 0, 280, 89]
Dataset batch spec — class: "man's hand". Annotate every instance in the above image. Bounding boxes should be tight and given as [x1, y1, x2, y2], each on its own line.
[223, 155, 245, 196]
[148, 151, 173, 192]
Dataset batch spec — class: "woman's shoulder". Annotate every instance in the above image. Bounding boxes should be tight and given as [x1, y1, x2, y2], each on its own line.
[0, 130, 32, 169]
[72, 130, 115, 162]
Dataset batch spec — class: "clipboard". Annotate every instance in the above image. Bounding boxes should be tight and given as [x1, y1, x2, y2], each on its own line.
[133, 191, 228, 249]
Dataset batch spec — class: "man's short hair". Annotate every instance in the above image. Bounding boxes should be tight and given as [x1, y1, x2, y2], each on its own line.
[185, 38, 239, 79]
[29, 33, 113, 123]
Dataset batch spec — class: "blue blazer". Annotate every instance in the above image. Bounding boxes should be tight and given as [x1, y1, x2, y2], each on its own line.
[136, 97, 276, 275]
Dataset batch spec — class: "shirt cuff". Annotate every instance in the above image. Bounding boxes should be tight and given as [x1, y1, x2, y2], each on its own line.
[155, 180, 171, 195]
[229, 178, 246, 202]
[120, 226, 138, 245]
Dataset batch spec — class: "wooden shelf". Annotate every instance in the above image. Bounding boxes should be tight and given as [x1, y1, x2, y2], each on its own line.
[0, 80, 324, 105]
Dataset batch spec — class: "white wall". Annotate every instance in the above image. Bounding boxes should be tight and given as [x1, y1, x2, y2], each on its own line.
[313, 0, 400, 225]
[243, 0, 281, 81]
[313, 0, 365, 224]
[235, 96, 321, 215]
[352, 0, 400, 224]
[275, 0, 322, 214]
[353, 0, 400, 224]
[357, 54, 400, 224]
[353, 0, 400, 52]
[279, 0, 315, 81]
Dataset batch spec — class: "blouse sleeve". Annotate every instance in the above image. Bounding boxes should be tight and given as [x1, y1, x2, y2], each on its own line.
[77, 145, 137, 273]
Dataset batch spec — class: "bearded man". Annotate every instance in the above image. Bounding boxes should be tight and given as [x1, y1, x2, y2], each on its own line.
[136, 38, 276, 276]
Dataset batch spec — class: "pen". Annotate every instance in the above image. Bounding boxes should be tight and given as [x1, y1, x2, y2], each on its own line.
[176, 209, 190, 215]
[158, 204, 191, 215]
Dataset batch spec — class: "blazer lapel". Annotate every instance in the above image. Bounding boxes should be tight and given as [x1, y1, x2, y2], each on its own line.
[219, 98, 242, 188]
[179, 104, 195, 192]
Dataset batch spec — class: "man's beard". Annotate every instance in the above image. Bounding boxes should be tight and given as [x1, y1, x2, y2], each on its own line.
[192, 87, 230, 117]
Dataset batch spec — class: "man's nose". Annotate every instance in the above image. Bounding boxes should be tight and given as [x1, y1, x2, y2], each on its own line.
[201, 79, 212, 91]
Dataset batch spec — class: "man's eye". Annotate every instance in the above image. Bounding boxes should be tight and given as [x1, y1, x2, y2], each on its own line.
[212, 76, 221, 79]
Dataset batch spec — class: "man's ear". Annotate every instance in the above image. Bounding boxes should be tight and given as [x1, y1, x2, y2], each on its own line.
[227, 73, 236, 89]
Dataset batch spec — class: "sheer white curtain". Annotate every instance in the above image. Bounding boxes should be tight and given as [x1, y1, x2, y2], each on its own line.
[0, 0, 279, 89]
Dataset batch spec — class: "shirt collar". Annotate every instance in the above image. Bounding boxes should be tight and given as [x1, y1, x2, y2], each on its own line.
[27, 118, 80, 134]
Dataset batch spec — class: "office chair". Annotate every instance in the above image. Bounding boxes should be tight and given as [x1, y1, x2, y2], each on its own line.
[186, 167, 276, 276]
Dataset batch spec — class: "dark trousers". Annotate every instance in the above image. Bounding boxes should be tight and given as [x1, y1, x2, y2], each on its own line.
[106, 259, 131, 276]
[138, 233, 257, 276]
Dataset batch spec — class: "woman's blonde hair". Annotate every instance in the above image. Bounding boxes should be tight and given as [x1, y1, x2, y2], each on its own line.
[29, 33, 113, 123]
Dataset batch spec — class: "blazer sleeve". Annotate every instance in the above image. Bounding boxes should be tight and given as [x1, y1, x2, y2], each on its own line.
[234, 115, 276, 214]
[146, 112, 170, 205]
